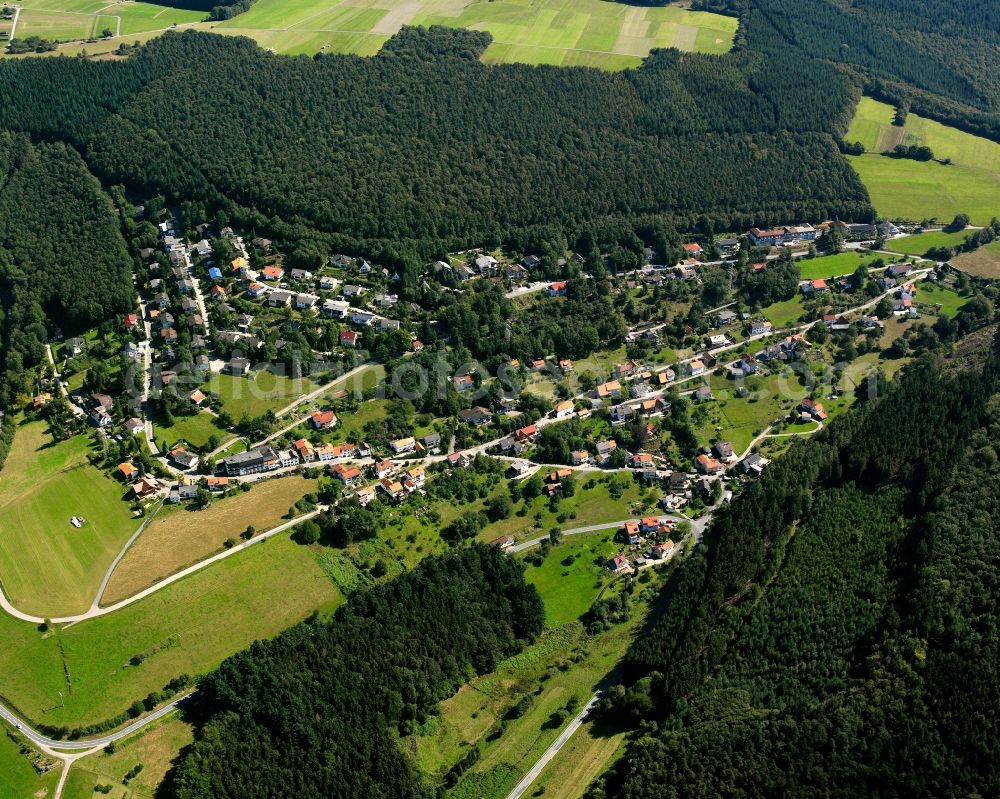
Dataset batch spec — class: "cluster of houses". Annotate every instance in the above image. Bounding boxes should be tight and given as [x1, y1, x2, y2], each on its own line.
[607, 516, 679, 573]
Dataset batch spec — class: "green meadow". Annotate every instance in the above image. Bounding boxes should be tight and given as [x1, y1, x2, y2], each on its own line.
[846, 98, 1000, 225]
[0, 422, 138, 617]
[883, 230, 974, 255]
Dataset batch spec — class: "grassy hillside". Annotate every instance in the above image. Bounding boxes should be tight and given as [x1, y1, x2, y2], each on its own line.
[845, 98, 1000, 225]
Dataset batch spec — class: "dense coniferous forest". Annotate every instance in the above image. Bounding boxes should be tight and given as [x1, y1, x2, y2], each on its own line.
[0, 132, 133, 409]
[690, 0, 1000, 141]
[585, 337, 1000, 797]
[160, 545, 544, 799]
[0, 27, 872, 264]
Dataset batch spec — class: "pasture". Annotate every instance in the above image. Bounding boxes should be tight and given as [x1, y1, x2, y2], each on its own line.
[15, 0, 737, 69]
[0, 532, 342, 730]
[951, 240, 1000, 278]
[152, 408, 229, 450]
[0, 728, 59, 799]
[101, 474, 319, 604]
[845, 98, 1000, 225]
[0, 422, 138, 617]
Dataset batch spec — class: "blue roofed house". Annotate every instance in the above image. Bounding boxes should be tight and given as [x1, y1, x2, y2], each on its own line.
[208, 266, 223, 281]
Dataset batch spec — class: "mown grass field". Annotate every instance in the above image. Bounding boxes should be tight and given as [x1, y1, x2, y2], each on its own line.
[883, 230, 973, 255]
[0, 533, 342, 730]
[917, 282, 969, 316]
[0, 727, 60, 799]
[520, 529, 622, 627]
[759, 294, 806, 328]
[845, 98, 1000, 225]
[0, 422, 138, 617]
[951, 240, 1000, 278]
[101, 474, 319, 604]
[63, 715, 193, 799]
[14, 0, 737, 68]
[796, 251, 891, 280]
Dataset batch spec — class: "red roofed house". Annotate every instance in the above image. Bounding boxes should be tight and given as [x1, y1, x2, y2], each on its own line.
[799, 398, 827, 421]
[124, 313, 139, 330]
[682, 242, 704, 259]
[607, 554, 632, 574]
[548, 281, 568, 297]
[340, 330, 358, 348]
[261, 265, 284, 281]
[696, 453, 722, 474]
[311, 410, 338, 430]
[514, 424, 539, 443]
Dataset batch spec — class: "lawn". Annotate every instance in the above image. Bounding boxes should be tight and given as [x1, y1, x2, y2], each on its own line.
[797, 252, 887, 280]
[917, 282, 969, 317]
[0, 727, 60, 799]
[845, 98, 1000, 225]
[951, 240, 1000, 278]
[0, 422, 139, 617]
[152, 409, 229, 451]
[520, 529, 622, 627]
[883, 230, 973, 255]
[17, 0, 737, 67]
[336, 397, 389, 442]
[695, 373, 795, 453]
[759, 295, 807, 328]
[0, 533, 342, 731]
[208, 369, 321, 418]
[62, 715, 193, 799]
[101, 474, 319, 604]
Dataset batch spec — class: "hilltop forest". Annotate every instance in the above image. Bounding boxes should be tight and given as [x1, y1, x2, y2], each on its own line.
[585, 334, 1000, 797]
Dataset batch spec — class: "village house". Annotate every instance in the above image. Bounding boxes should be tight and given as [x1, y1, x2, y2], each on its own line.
[597, 380, 623, 399]
[682, 242, 704, 259]
[295, 293, 319, 310]
[454, 374, 475, 392]
[170, 447, 199, 471]
[732, 356, 759, 376]
[311, 410, 338, 430]
[422, 432, 441, 454]
[801, 278, 828, 294]
[390, 436, 416, 455]
[799, 398, 827, 421]
[629, 452, 654, 469]
[741, 452, 768, 475]
[513, 424, 539, 443]
[595, 439, 618, 465]
[750, 319, 773, 335]
[610, 404, 633, 426]
[458, 406, 493, 426]
[261, 265, 284, 282]
[491, 535, 516, 552]
[340, 330, 359, 348]
[294, 438, 316, 462]
[378, 477, 406, 502]
[554, 400, 575, 420]
[547, 281, 568, 297]
[696, 453, 722, 474]
[606, 554, 632, 574]
[331, 463, 362, 486]
[571, 449, 590, 466]
[694, 385, 714, 401]
[356, 485, 376, 506]
[716, 309, 737, 326]
[619, 521, 641, 546]
[713, 440, 735, 461]
[474, 254, 499, 275]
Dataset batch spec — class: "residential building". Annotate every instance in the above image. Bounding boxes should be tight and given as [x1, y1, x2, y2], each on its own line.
[340, 330, 359, 348]
[548, 281, 568, 297]
[390, 436, 416, 455]
[571, 450, 590, 466]
[750, 319, 773, 335]
[458, 406, 493, 426]
[696, 453, 722, 474]
[596, 380, 622, 399]
[713, 440, 735, 461]
[170, 448, 199, 470]
[311, 410, 338, 430]
[748, 227, 787, 246]
[491, 535, 515, 552]
[682, 242, 704, 259]
[554, 400, 575, 420]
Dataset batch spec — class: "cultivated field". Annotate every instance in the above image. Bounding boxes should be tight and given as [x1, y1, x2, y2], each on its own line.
[846, 98, 1000, 225]
[101, 474, 319, 604]
[0, 421, 138, 617]
[951, 240, 1000, 278]
[12, 0, 737, 69]
[0, 533, 342, 730]
[9, 0, 205, 43]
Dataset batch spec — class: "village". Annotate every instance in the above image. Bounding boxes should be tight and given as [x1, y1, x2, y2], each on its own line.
[21, 205, 969, 584]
